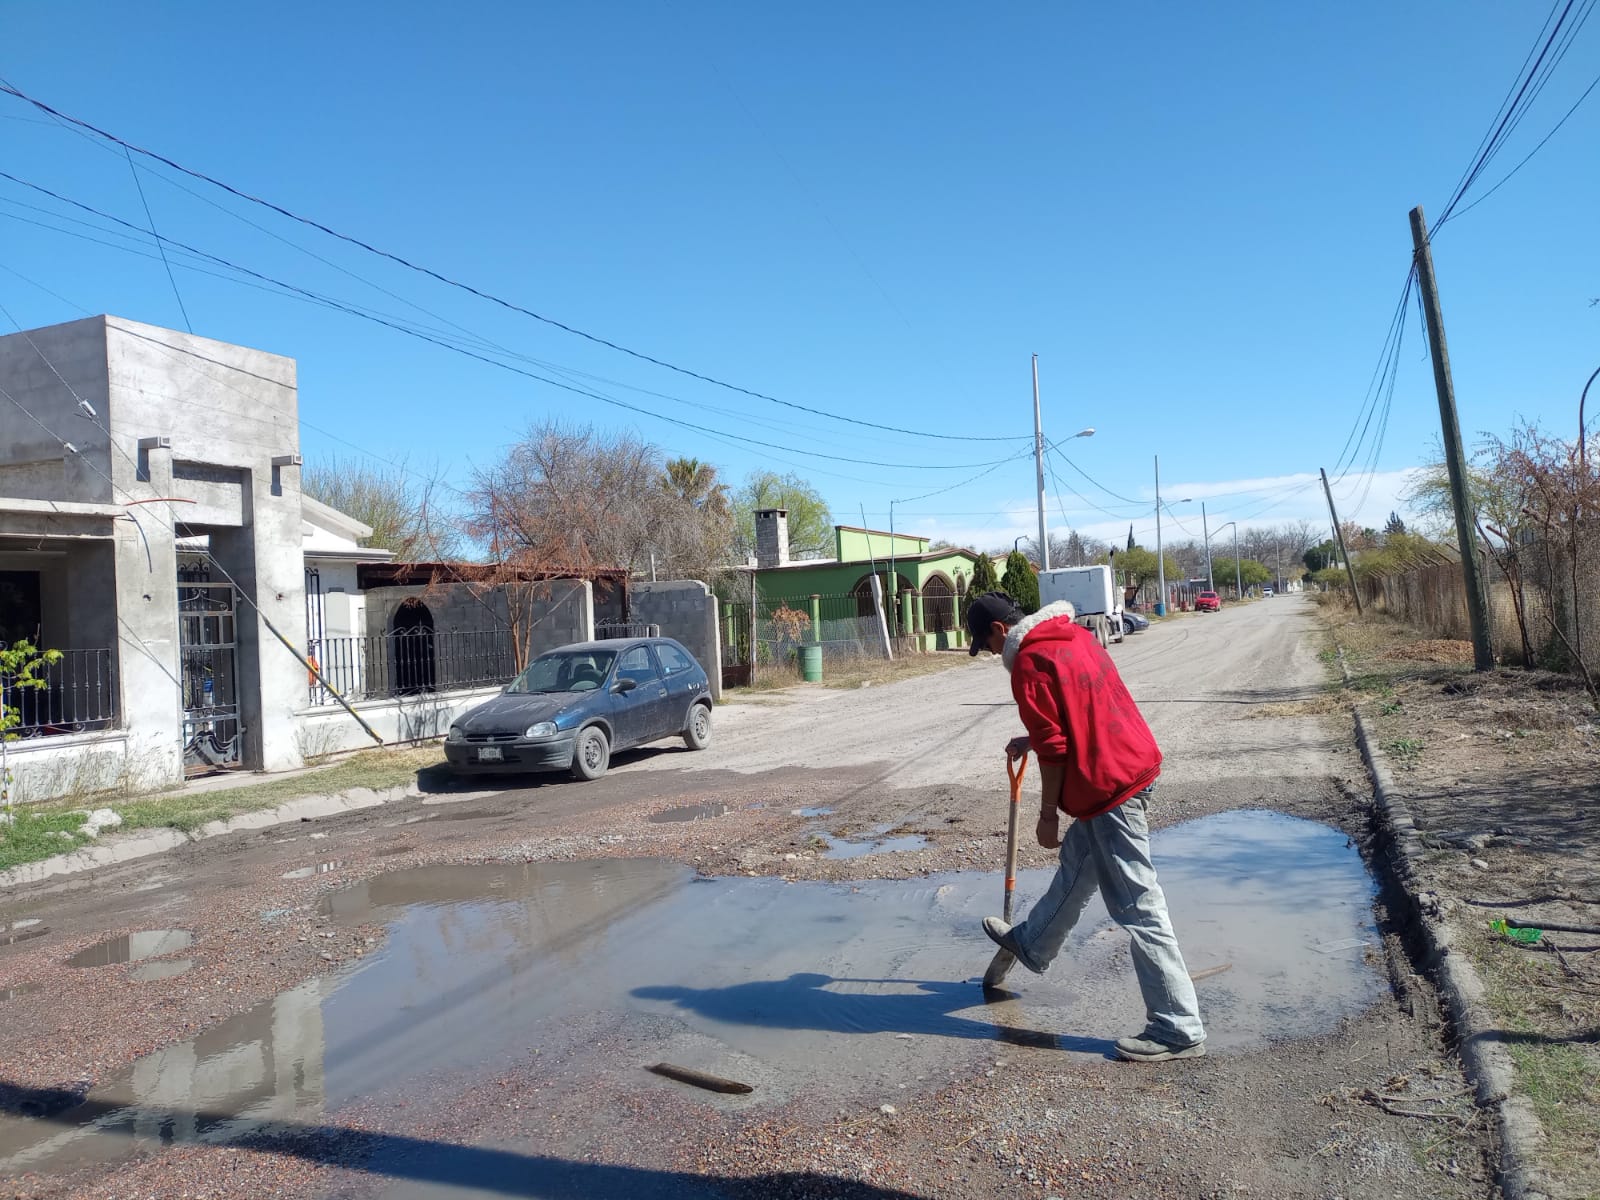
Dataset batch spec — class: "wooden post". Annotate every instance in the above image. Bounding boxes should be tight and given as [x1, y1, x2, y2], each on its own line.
[1410, 205, 1493, 671]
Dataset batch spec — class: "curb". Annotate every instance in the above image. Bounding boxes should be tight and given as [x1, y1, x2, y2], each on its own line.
[0, 781, 425, 893]
[1338, 647, 1550, 1200]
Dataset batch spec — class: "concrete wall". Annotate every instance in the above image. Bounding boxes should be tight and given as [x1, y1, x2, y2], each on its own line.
[0, 317, 115, 506]
[294, 685, 503, 757]
[2, 731, 185, 805]
[362, 579, 594, 663]
[630, 580, 722, 701]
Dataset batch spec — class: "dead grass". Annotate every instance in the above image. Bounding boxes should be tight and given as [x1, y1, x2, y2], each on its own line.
[1472, 926, 1600, 1194]
[1383, 639, 1476, 666]
[1327, 603, 1600, 1196]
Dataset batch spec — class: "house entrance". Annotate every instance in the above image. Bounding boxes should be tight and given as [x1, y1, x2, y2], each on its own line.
[178, 559, 241, 773]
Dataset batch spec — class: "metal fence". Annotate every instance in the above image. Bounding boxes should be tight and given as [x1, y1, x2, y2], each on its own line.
[595, 621, 661, 640]
[1, 646, 117, 737]
[308, 628, 518, 706]
[1360, 530, 1599, 678]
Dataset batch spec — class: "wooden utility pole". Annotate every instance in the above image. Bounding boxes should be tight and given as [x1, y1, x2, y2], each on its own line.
[1319, 468, 1363, 614]
[1409, 205, 1493, 671]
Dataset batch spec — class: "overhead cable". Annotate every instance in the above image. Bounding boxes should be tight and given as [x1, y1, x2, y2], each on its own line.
[0, 80, 1029, 445]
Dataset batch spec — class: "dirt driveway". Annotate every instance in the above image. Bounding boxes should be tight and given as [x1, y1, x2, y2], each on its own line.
[0, 599, 1497, 1199]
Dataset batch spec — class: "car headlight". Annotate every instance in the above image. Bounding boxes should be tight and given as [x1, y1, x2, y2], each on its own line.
[524, 722, 558, 739]
[446, 726, 465, 744]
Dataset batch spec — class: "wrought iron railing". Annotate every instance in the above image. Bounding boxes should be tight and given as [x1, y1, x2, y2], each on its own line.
[595, 621, 661, 640]
[1, 647, 118, 738]
[306, 628, 518, 706]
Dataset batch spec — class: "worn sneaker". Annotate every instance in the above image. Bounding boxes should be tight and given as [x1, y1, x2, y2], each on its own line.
[1113, 1034, 1206, 1063]
[981, 918, 1042, 975]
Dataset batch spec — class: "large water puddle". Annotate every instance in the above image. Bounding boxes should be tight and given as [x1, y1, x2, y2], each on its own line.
[0, 810, 1382, 1178]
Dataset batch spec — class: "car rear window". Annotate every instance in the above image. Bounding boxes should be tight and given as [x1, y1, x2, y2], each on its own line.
[656, 643, 695, 675]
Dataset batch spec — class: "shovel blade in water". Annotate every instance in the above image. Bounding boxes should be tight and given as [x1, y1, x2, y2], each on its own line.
[982, 946, 1016, 991]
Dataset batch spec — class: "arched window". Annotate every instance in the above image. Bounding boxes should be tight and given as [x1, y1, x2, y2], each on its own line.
[391, 598, 437, 694]
[851, 573, 914, 619]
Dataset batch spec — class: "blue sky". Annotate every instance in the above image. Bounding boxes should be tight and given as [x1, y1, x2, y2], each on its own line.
[2, 2, 1595, 556]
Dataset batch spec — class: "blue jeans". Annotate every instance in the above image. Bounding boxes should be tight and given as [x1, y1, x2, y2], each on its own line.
[1008, 788, 1205, 1047]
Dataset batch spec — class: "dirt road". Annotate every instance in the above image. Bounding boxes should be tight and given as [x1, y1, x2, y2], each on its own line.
[0, 599, 1496, 1199]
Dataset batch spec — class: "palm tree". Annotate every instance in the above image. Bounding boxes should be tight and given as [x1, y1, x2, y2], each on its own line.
[663, 458, 731, 518]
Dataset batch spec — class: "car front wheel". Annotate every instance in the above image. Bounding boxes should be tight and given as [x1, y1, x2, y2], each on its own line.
[571, 726, 610, 781]
[684, 703, 712, 750]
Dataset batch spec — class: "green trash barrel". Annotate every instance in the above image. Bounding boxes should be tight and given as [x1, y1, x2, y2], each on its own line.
[798, 643, 823, 682]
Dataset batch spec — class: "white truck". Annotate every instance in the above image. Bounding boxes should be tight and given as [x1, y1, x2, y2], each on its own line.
[1037, 565, 1125, 649]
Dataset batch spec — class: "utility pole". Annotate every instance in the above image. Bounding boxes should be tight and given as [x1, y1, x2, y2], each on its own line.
[1201, 502, 1214, 591]
[1409, 205, 1493, 671]
[1154, 455, 1167, 616]
[1231, 523, 1241, 601]
[1032, 354, 1050, 571]
[1319, 467, 1363, 614]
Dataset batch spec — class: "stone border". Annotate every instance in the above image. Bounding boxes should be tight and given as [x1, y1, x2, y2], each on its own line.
[1338, 646, 1550, 1200]
[0, 781, 435, 892]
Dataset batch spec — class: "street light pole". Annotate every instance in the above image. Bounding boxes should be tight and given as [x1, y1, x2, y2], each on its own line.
[1154, 456, 1166, 616]
[1032, 355, 1049, 572]
[1202, 502, 1214, 591]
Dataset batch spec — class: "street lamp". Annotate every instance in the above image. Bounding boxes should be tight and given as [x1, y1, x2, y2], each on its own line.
[1152, 454, 1191, 617]
[1036, 425, 1095, 572]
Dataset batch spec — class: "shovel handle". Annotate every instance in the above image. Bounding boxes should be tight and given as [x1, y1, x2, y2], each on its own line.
[1002, 751, 1028, 922]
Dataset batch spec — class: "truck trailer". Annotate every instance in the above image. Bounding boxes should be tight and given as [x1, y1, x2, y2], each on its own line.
[1037, 564, 1125, 649]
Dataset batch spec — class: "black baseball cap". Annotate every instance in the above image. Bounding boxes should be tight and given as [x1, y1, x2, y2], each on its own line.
[966, 591, 1023, 655]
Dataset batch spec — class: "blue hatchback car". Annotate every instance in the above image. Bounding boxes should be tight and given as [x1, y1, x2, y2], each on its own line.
[444, 638, 713, 781]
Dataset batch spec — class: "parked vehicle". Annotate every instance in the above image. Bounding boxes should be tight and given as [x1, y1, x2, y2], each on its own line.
[444, 638, 712, 781]
[1038, 565, 1125, 648]
[1262, 587, 1274, 597]
[1195, 590, 1221, 613]
[1120, 610, 1151, 634]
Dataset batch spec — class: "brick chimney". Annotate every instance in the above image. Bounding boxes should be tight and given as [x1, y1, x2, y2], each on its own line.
[754, 508, 790, 569]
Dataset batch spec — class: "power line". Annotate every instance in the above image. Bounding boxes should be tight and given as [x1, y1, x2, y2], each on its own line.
[122, 147, 191, 334]
[892, 450, 1034, 506]
[1450, 66, 1600, 221]
[0, 172, 1013, 474]
[1433, 0, 1593, 231]
[0, 79, 1030, 446]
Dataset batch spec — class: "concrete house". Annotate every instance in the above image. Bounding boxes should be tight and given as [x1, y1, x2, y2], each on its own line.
[0, 316, 616, 802]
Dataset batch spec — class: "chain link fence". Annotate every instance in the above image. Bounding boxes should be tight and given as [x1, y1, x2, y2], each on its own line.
[1359, 530, 1598, 679]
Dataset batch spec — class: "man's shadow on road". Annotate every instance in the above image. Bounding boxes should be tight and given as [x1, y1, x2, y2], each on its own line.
[632, 972, 1115, 1056]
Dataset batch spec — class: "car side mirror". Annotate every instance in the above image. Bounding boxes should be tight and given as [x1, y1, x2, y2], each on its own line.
[613, 677, 637, 694]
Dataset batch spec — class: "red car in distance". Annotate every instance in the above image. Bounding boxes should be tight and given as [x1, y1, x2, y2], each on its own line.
[1195, 590, 1221, 613]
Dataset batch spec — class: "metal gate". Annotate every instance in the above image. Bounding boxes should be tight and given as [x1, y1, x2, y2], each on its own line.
[178, 559, 241, 773]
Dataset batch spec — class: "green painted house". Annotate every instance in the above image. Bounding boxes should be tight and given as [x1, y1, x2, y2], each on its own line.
[742, 510, 981, 653]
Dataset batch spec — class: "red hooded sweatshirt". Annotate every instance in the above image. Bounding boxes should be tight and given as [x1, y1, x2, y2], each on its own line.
[1003, 601, 1162, 820]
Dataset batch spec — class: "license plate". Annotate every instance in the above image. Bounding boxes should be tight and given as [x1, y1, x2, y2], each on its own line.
[478, 746, 504, 762]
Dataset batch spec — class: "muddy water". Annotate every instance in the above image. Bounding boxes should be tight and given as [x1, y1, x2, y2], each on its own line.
[66, 930, 193, 968]
[0, 811, 1381, 1178]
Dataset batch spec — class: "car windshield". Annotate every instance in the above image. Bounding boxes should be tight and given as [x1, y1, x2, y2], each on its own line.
[505, 650, 617, 694]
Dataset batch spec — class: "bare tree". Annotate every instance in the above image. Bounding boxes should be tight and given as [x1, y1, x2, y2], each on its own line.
[302, 456, 461, 559]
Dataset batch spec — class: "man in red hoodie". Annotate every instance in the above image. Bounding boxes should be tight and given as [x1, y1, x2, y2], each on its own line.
[966, 591, 1205, 1062]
